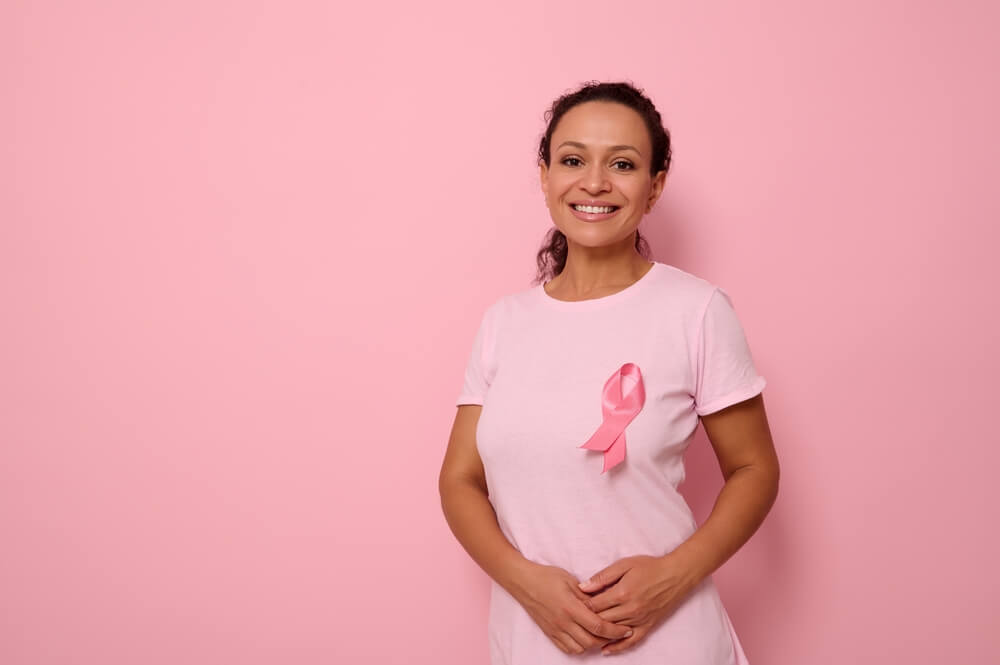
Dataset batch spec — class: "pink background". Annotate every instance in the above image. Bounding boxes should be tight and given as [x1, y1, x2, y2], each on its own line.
[3, 1, 998, 663]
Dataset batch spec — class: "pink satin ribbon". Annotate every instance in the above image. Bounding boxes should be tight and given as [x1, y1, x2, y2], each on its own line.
[579, 362, 645, 474]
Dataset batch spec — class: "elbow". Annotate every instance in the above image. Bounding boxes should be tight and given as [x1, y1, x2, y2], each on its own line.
[439, 466, 488, 500]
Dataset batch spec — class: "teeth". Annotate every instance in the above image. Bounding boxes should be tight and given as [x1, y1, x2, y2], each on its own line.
[573, 204, 616, 213]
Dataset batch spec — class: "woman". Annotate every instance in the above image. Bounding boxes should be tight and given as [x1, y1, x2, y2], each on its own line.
[439, 81, 779, 664]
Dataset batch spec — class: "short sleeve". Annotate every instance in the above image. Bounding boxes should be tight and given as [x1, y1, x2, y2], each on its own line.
[693, 287, 767, 416]
[455, 302, 500, 406]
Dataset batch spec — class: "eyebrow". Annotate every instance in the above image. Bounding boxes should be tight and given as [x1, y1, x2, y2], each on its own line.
[556, 140, 642, 156]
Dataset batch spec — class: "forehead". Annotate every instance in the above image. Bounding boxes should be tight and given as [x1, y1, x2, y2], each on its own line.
[552, 101, 649, 153]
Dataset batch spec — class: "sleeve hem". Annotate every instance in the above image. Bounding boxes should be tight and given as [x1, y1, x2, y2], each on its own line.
[694, 376, 766, 416]
[456, 395, 484, 406]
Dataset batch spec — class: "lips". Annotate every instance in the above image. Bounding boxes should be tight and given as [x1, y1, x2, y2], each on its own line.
[569, 200, 620, 212]
[569, 199, 619, 206]
[568, 202, 620, 222]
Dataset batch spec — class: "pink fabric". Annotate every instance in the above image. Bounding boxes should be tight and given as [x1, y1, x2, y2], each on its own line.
[456, 261, 766, 664]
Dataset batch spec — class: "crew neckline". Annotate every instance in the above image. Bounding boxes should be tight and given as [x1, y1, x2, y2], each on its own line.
[535, 261, 662, 310]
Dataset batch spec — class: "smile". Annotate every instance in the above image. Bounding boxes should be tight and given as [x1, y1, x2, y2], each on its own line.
[568, 203, 621, 222]
[571, 204, 619, 213]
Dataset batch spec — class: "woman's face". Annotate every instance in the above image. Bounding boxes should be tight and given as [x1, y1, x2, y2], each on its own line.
[540, 101, 666, 251]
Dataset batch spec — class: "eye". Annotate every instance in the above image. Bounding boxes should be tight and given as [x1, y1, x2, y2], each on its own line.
[560, 156, 635, 170]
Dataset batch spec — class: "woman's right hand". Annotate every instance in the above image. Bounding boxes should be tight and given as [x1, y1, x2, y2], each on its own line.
[510, 561, 634, 655]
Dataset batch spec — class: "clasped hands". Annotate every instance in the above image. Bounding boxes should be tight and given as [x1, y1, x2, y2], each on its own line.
[514, 552, 703, 657]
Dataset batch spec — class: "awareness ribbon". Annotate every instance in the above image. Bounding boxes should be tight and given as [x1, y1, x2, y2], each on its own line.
[579, 362, 646, 474]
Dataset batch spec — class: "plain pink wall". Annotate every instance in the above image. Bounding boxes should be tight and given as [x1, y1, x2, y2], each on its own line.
[3, 1, 998, 663]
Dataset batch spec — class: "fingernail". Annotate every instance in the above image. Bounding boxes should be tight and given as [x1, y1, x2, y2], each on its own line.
[578, 580, 589, 588]
[624, 630, 633, 637]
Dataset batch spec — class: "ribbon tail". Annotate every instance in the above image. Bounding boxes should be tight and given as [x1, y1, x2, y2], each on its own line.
[579, 418, 623, 452]
[601, 432, 627, 474]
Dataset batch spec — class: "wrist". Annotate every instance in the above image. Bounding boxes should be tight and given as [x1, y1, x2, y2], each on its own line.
[496, 553, 537, 600]
[661, 544, 713, 589]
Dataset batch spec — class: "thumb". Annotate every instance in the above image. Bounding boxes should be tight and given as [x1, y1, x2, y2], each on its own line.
[578, 562, 625, 591]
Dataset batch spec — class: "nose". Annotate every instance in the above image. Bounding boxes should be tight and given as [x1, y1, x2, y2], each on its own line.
[580, 162, 611, 194]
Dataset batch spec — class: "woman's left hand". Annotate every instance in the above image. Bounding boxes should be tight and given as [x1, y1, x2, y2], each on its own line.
[576, 553, 704, 656]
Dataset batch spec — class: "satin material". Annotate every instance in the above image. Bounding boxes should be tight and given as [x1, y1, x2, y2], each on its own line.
[579, 362, 646, 473]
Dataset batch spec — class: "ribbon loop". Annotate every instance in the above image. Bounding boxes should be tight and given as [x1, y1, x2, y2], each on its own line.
[579, 362, 645, 473]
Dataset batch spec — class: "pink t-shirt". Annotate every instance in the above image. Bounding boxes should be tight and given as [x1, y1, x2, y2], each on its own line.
[456, 260, 766, 665]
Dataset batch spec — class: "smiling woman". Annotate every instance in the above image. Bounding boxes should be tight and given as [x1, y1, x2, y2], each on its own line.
[439, 81, 778, 665]
[534, 82, 672, 285]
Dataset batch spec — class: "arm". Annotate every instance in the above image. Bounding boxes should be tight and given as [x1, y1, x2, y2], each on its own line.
[580, 392, 779, 656]
[668, 393, 779, 582]
[438, 404, 533, 596]
[439, 404, 635, 654]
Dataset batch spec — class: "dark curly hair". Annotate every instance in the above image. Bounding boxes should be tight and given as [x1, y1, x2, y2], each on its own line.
[533, 80, 672, 285]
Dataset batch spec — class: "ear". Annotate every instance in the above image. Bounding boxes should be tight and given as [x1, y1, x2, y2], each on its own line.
[539, 162, 549, 201]
[646, 169, 667, 212]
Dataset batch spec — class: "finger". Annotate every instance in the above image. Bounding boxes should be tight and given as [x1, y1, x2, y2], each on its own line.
[554, 631, 586, 655]
[595, 605, 633, 624]
[573, 582, 625, 616]
[551, 636, 573, 655]
[578, 561, 629, 592]
[563, 621, 605, 653]
[571, 605, 634, 641]
[585, 584, 626, 614]
[571, 587, 607, 616]
[593, 631, 631, 654]
[548, 636, 570, 655]
[601, 627, 640, 655]
[570, 584, 594, 605]
[569, 584, 602, 619]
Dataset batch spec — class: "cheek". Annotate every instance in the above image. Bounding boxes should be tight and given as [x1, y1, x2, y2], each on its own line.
[622, 182, 651, 205]
[546, 173, 577, 195]
[618, 176, 647, 195]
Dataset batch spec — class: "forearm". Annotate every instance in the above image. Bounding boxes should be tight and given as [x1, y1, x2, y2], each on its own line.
[439, 477, 533, 597]
[669, 465, 779, 583]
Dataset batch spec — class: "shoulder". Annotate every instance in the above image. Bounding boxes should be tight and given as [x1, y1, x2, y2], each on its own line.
[473, 287, 525, 335]
[654, 261, 716, 292]
[483, 280, 541, 319]
[648, 261, 722, 314]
